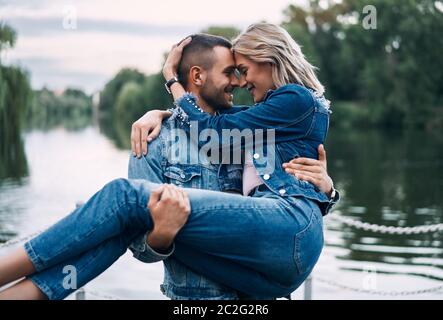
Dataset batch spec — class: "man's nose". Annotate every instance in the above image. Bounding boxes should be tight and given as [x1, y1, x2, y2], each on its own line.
[238, 75, 247, 88]
[230, 74, 240, 88]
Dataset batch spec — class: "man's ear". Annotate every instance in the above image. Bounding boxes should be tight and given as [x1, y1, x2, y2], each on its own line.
[190, 66, 206, 87]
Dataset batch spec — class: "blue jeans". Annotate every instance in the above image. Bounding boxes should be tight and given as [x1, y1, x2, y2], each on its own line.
[128, 155, 242, 299]
[25, 179, 324, 300]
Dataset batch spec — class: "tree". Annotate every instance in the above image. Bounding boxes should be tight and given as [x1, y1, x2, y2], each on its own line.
[0, 23, 16, 54]
[98, 68, 146, 114]
[0, 22, 31, 180]
[282, 0, 443, 129]
[201, 26, 241, 40]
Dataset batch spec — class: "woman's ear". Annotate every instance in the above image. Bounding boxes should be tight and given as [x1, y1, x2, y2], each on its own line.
[190, 66, 206, 87]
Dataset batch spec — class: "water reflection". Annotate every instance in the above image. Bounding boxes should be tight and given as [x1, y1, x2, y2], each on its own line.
[98, 114, 131, 150]
[0, 125, 29, 241]
[326, 128, 443, 280]
[0, 123, 441, 297]
[0, 126, 29, 182]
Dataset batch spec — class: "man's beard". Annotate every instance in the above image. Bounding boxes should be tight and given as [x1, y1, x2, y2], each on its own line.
[200, 78, 232, 111]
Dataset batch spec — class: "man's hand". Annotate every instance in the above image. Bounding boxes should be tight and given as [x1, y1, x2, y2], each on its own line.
[131, 110, 171, 158]
[282, 144, 334, 197]
[147, 184, 190, 251]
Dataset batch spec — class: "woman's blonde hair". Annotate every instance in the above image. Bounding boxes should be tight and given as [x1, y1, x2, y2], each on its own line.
[233, 23, 325, 95]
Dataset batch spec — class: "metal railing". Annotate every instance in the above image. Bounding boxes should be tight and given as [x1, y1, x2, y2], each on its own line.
[1, 211, 442, 299]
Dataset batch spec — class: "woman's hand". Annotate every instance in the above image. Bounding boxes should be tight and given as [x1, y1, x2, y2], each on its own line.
[131, 110, 172, 158]
[163, 37, 192, 80]
[282, 144, 334, 197]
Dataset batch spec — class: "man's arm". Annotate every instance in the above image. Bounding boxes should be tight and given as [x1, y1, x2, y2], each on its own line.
[129, 184, 190, 263]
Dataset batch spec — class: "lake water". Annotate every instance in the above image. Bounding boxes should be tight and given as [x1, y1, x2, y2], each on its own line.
[0, 125, 442, 299]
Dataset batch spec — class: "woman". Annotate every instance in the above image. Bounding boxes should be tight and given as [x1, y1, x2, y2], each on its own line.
[0, 23, 333, 300]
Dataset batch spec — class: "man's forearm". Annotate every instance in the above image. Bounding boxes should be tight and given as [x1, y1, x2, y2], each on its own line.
[147, 231, 174, 251]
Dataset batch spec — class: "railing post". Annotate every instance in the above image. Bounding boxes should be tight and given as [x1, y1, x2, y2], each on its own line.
[304, 274, 313, 300]
[75, 288, 86, 300]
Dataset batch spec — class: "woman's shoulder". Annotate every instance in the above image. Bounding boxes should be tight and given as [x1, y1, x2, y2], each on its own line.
[272, 83, 312, 96]
[267, 84, 315, 111]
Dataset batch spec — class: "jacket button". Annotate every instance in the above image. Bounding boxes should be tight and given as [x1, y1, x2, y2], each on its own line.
[180, 173, 186, 179]
[279, 188, 286, 195]
[263, 174, 270, 180]
[253, 153, 260, 159]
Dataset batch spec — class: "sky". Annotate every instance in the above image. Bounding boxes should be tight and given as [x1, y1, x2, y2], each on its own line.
[0, 0, 300, 93]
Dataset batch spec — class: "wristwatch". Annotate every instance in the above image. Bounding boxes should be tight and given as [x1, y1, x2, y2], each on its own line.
[328, 187, 337, 200]
[164, 76, 179, 94]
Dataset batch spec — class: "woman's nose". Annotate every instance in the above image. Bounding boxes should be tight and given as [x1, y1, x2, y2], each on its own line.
[238, 75, 247, 88]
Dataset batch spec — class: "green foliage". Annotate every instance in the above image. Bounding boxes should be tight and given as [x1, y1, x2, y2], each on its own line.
[115, 82, 146, 128]
[99, 68, 146, 114]
[233, 87, 254, 106]
[0, 23, 16, 54]
[329, 101, 370, 129]
[283, 0, 443, 129]
[200, 26, 241, 40]
[0, 22, 31, 180]
[26, 88, 93, 131]
[0, 66, 31, 129]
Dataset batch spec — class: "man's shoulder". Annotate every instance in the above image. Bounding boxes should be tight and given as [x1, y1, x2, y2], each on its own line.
[160, 116, 186, 133]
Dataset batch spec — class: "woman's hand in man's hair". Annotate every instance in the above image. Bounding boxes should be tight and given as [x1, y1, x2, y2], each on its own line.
[131, 109, 171, 158]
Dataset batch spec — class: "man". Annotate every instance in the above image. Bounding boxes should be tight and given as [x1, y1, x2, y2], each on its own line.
[127, 34, 339, 300]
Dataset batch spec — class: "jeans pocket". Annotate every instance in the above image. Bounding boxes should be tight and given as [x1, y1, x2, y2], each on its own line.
[293, 209, 324, 275]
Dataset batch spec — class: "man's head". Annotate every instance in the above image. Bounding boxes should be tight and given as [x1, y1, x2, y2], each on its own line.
[177, 34, 239, 112]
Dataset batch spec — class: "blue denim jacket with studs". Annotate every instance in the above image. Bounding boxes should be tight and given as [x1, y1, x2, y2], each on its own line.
[173, 83, 335, 215]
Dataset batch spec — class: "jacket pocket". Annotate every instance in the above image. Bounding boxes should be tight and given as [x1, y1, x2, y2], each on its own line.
[293, 209, 324, 275]
[219, 164, 243, 193]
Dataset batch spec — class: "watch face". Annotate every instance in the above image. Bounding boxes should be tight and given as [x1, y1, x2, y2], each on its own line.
[164, 83, 171, 94]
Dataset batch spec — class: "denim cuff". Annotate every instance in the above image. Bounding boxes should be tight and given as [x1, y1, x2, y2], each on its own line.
[129, 232, 175, 263]
[24, 241, 45, 272]
[174, 93, 207, 123]
[171, 93, 199, 127]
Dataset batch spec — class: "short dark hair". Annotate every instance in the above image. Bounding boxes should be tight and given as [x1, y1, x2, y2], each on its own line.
[177, 33, 232, 89]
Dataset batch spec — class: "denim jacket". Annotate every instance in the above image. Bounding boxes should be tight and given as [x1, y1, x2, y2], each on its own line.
[173, 83, 335, 215]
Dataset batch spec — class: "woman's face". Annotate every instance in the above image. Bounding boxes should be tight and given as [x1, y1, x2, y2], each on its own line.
[234, 52, 275, 103]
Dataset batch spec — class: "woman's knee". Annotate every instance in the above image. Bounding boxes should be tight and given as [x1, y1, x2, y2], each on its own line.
[104, 178, 134, 197]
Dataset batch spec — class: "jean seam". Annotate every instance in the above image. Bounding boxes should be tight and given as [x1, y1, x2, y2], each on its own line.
[162, 284, 240, 300]
[293, 207, 316, 274]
